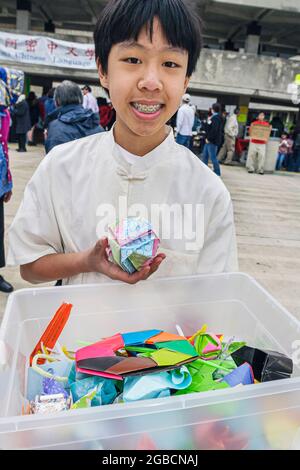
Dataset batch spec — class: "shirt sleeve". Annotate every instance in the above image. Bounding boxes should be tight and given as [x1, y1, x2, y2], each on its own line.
[197, 191, 239, 273]
[7, 153, 64, 266]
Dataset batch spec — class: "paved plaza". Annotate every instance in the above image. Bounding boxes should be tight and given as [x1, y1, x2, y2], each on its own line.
[0, 143, 299, 323]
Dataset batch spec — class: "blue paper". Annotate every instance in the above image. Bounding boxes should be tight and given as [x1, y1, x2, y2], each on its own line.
[68, 363, 119, 406]
[123, 366, 192, 402]
[27, 358, 73, 401]
[122, 330, 162, 346]
[223, 363, 254, 387]
[42, 371, 69, 398]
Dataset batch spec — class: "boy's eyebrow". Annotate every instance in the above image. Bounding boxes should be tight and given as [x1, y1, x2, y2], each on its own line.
[118, 41, 186, 55]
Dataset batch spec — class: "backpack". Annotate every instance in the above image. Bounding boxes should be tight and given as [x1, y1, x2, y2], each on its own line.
[0, 142, 12, 198]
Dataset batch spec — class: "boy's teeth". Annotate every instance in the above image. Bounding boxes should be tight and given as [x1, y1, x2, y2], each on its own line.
[132, 103, 162, 114]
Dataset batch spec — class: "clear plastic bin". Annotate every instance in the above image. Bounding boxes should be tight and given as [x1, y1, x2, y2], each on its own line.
[0, 273, 300, 450]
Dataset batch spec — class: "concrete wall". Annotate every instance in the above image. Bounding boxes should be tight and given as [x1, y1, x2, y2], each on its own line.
[214, 0, 300, 13]
[189, 49, 300, 101]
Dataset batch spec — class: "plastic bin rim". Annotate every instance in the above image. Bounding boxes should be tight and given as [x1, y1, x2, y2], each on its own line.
[1, 271, 300, 338]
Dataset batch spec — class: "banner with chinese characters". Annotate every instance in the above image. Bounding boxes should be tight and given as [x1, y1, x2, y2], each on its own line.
[0, 31, 96, 70]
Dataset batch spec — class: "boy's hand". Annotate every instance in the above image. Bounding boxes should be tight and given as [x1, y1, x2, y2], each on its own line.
[85, 237, 166, 284]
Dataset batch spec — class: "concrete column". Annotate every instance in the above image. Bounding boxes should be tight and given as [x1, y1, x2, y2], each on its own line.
[245, 21, 261, 55]
[16, 0, 31, 31]
[245, 35, 260, 54]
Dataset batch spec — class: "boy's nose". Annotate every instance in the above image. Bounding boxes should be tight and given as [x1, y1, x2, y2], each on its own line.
[138, 70, 163, 92]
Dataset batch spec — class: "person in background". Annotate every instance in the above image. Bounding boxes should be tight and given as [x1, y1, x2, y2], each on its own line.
[44, 80, 103, 154]
[246, 112, 271, 175]
[0, 112, 13, 292]
[218, 108, 240, 165]
[202, 102, 223, 176]
[12, 94, 31, 152]
[44, 88, 56, 118]
[176, 93, 195, 148]
[82, 85, 99, 114]
[97, 97, 116, 130]
[270, 115, 284, 139]
[275, 132, 293, 171]
[26, 91, 40, 146]
[192, 109, 201, 132]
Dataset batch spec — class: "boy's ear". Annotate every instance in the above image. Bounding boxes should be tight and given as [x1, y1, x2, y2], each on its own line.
[97, 59, 109, 90]
[183, 76, 190, 93]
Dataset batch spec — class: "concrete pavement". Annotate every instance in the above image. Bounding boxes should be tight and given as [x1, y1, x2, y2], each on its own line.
[0, 143, 299, 323]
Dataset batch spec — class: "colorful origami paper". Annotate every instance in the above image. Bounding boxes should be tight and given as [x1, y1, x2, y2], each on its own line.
[107, 217, 160, 273]
[42, 371, 69, 398]
[222, 363, 254, 387]
[27, 357, 73, 401]
[71, 387, 97, 409]
[231, 346, 293, 382]
[30, 302, 73, 366]
[175, 359, 231, 395]
[188, 325, 223, 360]
[75, 329, 198, 380]
[123, 366, 192, 402]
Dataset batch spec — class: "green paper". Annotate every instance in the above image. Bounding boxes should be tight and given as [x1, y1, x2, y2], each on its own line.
[227, 341, 247, 355]
[176, 377, 229, 395]
[109, 238, 122, 267]
[156, 340, 198, 357]
[150, 349, 192, 366]
[71, 387, 97, 409]
[194, 334, 220, 357]
[126, 346, 154, 354]
[129, 252, 149, 270]
[189, 358, 232, 373]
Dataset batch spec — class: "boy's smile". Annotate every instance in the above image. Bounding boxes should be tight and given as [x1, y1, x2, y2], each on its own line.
[98, 17, 190, 156]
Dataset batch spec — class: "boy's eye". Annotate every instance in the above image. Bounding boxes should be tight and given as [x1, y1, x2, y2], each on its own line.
[164, 61, 180, 68]
[124, 57, 142, 64]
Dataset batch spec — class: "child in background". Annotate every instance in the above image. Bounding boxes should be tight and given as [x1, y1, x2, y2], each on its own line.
[276, 132, 293, 171]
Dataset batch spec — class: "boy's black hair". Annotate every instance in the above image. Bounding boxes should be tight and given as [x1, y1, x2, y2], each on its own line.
[94, 0, 203, 78]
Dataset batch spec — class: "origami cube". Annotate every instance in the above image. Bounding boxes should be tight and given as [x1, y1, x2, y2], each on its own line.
[107, 217, 160, 273]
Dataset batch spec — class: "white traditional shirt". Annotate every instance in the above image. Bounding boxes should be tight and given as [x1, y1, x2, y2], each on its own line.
[176, 104, 195, 136]
[225, 114, 239, 138]
[8, 125, 238, 285]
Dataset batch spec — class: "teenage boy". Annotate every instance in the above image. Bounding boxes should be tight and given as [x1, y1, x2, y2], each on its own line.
[8, 0, 238, 286]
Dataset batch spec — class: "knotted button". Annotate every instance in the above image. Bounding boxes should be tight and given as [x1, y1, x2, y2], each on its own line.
[116, 166, 147, 181]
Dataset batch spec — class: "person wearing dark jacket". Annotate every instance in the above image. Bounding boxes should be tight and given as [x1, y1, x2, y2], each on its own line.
[44, 80, 104, 154]
[12, 94, 31, 152]
[202, 102, 223, 176]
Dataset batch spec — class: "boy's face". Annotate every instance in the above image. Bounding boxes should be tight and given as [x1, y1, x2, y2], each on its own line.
[98, 18, 189, 147]
[258, 113, 265, 121]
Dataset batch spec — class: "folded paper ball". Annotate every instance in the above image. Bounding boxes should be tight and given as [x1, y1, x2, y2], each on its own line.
[107, 217, 160, 273]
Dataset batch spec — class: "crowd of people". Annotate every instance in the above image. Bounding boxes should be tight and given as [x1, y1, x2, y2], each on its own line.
[172, 97, 300, 177]
[10, 82, 116, 153]
[0, 79, 116, 293]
